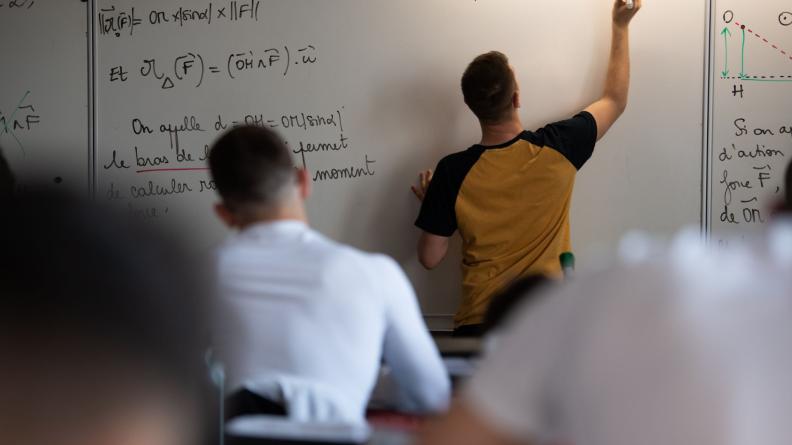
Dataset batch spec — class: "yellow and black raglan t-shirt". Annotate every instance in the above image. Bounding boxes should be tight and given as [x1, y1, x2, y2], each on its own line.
[416, 112, 598, 328]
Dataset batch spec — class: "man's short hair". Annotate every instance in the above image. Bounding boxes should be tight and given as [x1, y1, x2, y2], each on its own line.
[208, 126, 295, 214]
[461, 51, 518, 124]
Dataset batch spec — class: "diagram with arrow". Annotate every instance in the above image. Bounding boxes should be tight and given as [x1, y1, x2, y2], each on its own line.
[720, 10, 792, 83]
[709, 3, 792, 244]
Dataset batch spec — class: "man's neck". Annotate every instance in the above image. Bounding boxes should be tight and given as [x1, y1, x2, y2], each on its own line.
[479, 117, 524, 146]
[237, 204, 309, 230]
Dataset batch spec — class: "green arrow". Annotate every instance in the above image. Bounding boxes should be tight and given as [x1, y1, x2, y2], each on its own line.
[721, 27, 732, 77]
[739, 27, 747, 78]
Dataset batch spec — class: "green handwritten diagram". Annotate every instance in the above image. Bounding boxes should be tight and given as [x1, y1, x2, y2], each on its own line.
[721, 14, 792, 82]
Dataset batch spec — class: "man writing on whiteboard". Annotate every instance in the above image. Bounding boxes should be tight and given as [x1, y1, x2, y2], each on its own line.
[412, 0, 642, 336]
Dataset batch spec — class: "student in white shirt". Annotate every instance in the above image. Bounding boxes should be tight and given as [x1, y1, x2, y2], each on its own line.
[419, 230, 792, 445]
[209, 126, 450, 423]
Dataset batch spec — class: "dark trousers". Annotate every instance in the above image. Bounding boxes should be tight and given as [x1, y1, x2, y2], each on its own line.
[452, 324, 484, 338]
[225, 390, 363, 445]
[225, 389, 288, 421]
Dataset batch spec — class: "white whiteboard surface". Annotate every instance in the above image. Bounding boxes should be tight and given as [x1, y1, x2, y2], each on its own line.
[0, 0, 88, 191]
[94, 0, 705, 317]
[709, 1, 792, 245]
[570, 0, 706, 267]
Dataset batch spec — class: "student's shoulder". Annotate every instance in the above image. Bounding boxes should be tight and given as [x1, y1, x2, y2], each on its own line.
[330, 242, 402, 273]
[324, 243, 407, 284]
[215, 236, 245, 264]
[288, 235, 416, 304]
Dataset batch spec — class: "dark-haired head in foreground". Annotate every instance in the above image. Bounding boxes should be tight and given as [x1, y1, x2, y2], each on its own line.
[786, 161, 792, 212]
[209, 125, 309, 228]
[0, 191, 209, 445]
[0, 147, 15, 199]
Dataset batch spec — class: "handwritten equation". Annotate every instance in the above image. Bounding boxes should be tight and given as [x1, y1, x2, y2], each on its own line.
[108, 45, 317, 89]
[0, 91, 41, 153]
[99, 1, 260, 38]
[101, 108, 377, 219]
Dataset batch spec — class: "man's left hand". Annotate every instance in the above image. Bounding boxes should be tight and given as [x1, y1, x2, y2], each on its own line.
[411, 170, 433, 202]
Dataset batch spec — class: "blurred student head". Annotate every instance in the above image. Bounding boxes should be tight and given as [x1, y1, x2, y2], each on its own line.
[0, 147, 15, 199]
[209, 126, 309, 229]
[420, 237, 792, 445]
[0, 190, 209, 445]
[482, 275, 551, 336]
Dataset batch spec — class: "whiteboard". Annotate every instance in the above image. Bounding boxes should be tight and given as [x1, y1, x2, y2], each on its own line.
[0, 0, 88, 191]
[94, 0, 706, 319]
[708, 0, 792, 245]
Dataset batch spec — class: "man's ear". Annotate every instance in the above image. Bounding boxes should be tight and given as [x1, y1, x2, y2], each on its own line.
[214, 202, 239, 228]
[513, 90, 521, 110]
[296, 168, 312, 200]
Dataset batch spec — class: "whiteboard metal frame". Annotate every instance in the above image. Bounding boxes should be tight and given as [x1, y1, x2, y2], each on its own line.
[702, 0, 716, 241]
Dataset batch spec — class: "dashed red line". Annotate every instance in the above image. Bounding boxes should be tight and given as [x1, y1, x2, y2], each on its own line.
[736, 21, 792, 62]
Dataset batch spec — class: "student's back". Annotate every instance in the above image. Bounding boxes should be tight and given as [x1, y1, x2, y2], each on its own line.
[209, 126, 450, 423]
[216, 221, 447, 420]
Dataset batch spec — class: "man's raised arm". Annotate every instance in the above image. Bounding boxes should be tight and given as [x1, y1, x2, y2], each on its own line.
[585, 0, 642, 141]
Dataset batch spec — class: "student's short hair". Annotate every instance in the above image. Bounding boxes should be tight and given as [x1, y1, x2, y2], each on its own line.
[0, 147, 15, 199]
[461, 51, 518, 124]
[209, 126, 295, 214]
